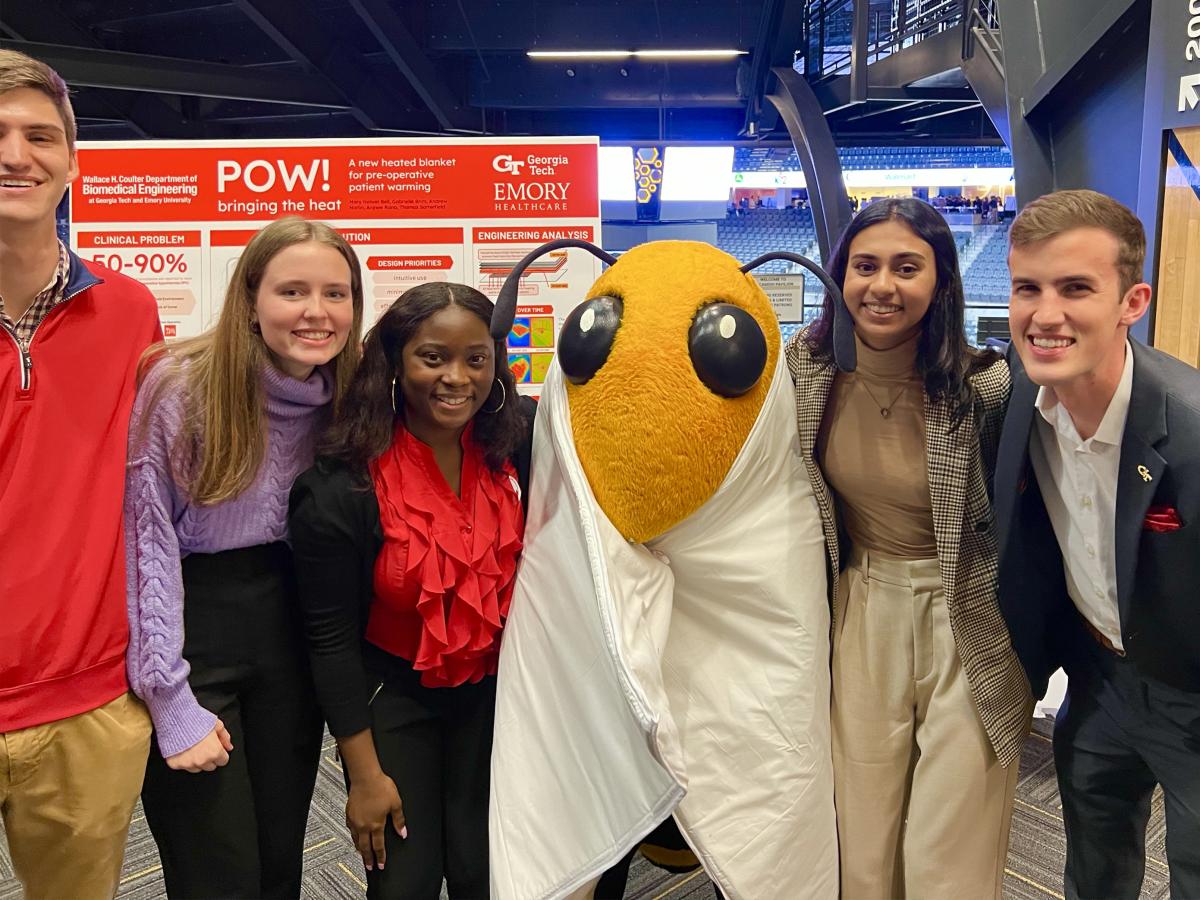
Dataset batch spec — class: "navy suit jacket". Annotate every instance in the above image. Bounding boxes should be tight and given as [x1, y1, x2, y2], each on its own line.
[995, 340, 1200, 697]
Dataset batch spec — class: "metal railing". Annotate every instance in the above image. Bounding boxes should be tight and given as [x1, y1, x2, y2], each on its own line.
[800, 0, 966, 79]
[962, 0, 1003, 75]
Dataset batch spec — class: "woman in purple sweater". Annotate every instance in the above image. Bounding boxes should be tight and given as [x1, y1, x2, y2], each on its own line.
[124, 217, 363, 899]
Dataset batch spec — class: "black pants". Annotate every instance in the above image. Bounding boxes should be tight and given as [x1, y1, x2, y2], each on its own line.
[142, 544, 323, 900]
[1056, 626, 1200, 900]
[358, 647, 496, 900]
[595, 817, 724, 900]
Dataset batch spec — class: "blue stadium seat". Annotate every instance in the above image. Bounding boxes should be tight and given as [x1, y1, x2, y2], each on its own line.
[734, 144, 1013, 173]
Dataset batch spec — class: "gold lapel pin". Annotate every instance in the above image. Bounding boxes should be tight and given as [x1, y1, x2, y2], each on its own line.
[1137, 465, 1152, 483]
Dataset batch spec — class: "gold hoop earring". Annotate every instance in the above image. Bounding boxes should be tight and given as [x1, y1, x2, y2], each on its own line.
[390, 376, 399, 416]
[482, 379, 506, 414]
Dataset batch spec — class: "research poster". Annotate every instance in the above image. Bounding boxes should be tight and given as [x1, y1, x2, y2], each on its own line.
[69, 137, 601, 392]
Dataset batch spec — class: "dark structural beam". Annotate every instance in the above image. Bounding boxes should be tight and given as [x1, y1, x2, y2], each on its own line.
[850, 0, 870, 104]
[861, 26, 965, 87]
[424, 1, 757, 52]
[494, 106, 747, 142]
[1022, 0, 1140, 116]
[960, 0, 1011, 145]
[234, 0, 428, 131]
[84, 0, 239, 28]
[472, 59, 741, 108]
[768, 65, 853, 263]
[742, 0, 807, 135]
[815, 77, 977, 110]
[0, 39, 348, 108]
[0, 3, 205, 138]
[347, 0, 473, 131]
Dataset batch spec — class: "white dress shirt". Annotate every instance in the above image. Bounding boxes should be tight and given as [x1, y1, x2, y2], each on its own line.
[1029, 342, 1134, 651]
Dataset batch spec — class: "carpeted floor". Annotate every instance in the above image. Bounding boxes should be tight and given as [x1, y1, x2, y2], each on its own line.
[0, 717, 1170, 899]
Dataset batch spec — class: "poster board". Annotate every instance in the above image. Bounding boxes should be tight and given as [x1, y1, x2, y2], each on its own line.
[69, 137, 601, 393]
[752, 272, 807, 323]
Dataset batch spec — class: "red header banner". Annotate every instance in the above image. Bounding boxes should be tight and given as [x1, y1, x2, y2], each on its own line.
[72, 142, 598, 223]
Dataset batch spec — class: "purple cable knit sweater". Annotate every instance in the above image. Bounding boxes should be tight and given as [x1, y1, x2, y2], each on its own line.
[125, 359, 333, 757]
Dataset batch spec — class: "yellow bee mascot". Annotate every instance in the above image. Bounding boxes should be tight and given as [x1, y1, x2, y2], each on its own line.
[488, 239, 855, 900]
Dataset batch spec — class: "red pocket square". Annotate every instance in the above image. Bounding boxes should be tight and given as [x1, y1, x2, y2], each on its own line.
[1143, 506, 1183, 533]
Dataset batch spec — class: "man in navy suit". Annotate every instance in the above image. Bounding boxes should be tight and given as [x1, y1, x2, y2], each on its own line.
[996, 189, 1200, 899]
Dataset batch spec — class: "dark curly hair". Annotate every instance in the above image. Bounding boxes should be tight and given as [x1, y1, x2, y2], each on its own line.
[321, 282, 525, 471]
[805, 197, 999, 425]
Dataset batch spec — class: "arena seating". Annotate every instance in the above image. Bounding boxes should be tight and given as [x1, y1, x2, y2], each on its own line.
[716, 207, 821, 272]
[733, 145, 1013, 173]
[715, 208, 1013, 346]
[960, 222, 1012, 302]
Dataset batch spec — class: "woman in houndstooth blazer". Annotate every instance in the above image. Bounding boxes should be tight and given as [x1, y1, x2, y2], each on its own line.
[785, 198, 1031, 900]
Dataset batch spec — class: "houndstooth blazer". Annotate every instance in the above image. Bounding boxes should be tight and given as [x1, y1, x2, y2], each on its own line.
[785, 329, 1032, 767]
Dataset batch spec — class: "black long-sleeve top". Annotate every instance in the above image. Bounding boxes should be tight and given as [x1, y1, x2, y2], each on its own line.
[289, 458, 385, 737]
[288, 398, 534, 737]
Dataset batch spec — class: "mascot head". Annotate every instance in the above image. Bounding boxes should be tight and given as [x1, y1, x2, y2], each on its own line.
[493, 239, 852, 543]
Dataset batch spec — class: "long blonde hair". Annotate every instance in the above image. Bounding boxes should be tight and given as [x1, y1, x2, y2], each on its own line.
[137, 217, 364, 505]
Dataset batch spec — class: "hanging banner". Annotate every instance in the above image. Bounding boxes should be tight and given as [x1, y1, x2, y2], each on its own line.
[69, 137, 601, 392]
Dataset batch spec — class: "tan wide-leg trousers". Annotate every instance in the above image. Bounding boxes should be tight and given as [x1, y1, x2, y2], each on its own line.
[832, 549, 1019, 900]
[0, 692, 152, 900]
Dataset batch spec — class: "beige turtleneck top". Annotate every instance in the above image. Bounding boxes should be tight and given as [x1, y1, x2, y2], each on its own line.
[818, 332, 937, 560]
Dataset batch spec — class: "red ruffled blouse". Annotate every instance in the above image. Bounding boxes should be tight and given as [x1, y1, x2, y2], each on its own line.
[367, 423, 524, 688]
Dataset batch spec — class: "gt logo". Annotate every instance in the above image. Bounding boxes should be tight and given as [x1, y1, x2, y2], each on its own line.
[492, 154, 526, 175]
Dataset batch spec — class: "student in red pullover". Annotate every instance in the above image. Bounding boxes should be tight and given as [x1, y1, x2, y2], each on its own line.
[0, 49, 161, 900]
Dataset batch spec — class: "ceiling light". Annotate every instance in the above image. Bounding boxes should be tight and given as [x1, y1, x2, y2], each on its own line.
[527, 50, 631, 59]
[527, 49, 747, 60]
[634, 49, 747, 59]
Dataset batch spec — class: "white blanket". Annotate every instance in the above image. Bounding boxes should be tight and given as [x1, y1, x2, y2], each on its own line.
[489, 354, 836, 900]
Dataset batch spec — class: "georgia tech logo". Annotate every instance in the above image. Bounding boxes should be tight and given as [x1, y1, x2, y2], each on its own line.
[492, 154, 526, 175]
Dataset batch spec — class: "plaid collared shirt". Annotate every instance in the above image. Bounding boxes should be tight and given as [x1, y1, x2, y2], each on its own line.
[0, 241, 70, 350]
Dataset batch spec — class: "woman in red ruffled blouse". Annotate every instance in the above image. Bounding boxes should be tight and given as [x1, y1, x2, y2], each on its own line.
[289, 282, 533, 899]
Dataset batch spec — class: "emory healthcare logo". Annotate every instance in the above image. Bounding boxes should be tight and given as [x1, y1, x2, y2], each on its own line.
[492, 154, 526, 175]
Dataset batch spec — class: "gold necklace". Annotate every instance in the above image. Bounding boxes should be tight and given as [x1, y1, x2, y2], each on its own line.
[858, 378, 906, 419]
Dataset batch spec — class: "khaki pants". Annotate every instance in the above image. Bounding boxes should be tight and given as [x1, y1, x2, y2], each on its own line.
[1, 692, 152, 900]
[832, 550, 1019, 900]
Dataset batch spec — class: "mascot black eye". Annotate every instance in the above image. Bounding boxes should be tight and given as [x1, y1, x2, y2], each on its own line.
[558, 295, 623, 385]
[688, 303, 767, 398]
